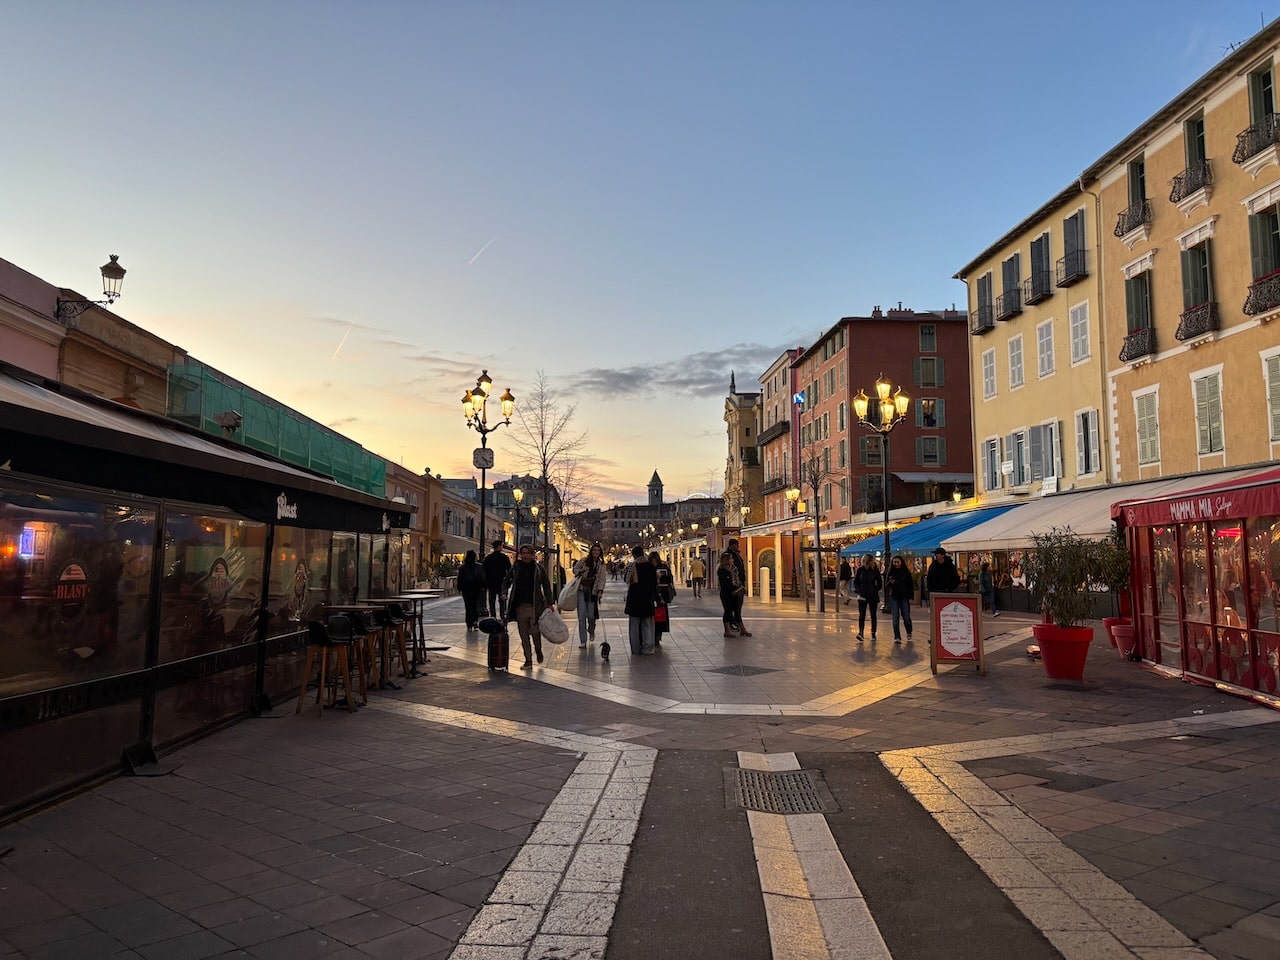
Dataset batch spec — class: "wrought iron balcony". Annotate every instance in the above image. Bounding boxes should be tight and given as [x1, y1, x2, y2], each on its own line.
[756, 420, 791, 446]
[970, 304, 994, 334]
[1169, 160, 1212, 203]
[1119, 325, 1156, 363]
[1113, 199, 1152, 238]
[1233, 113, 1280, 164]
[761, 476, 789, 494]
[994, 287, 1022, 321]
[1056, 249, 1088, 287]
[1022, 271, 1052, 305]
[1175, 301, 1219, 341]
[1244, 270, 1280, 315]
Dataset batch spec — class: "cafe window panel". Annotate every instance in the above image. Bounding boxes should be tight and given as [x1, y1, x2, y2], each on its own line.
[1180, 524, 1210, 620]
[332, 533, 358, 602]
[266, 527, 332, 636]
[158, 513, 267, 663]
[1152, 527, 1181, 667]
[1248, 516, 1280, 696]
[369, 534, 388, 597]
[0, 487, 156, 698]
[1212, 520, 1249, 685]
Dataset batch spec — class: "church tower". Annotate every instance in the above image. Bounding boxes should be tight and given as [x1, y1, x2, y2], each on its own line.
[647, 470, 663, 507]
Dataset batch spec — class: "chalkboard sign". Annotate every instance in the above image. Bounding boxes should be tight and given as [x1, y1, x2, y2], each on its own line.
[929, 592, 985, 675]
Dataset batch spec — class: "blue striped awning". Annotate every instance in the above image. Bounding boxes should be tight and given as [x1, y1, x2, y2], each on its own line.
[838, 504, 1022, 559]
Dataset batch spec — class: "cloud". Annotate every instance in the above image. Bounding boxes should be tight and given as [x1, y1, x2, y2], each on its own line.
[569, 341, 789, 399]
[328, 417, 359, 428]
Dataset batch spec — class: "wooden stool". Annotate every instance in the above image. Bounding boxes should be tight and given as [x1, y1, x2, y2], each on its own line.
[296, 621, 354, 715]
[327, 614, 368, 705]
[377, 606, 411, 678]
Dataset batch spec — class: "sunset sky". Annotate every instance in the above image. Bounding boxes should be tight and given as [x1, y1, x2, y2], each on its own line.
[3, 1, 1268, 506]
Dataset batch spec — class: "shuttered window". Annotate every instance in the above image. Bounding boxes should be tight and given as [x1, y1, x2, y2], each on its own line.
[1069, 302, 1090, 363]
[1180, 243, 1213, 309]
[1076, 410, 1101, 475]
[1194, 373, 1224, 454]
[982, 350, 996, 399]
[1037, 320, 1054, 377]
[915, 437, 946, 466]
[1125, 272, 1152, 334]
[1267, 355, 1280, 440]
[1135, 392, 1160, 464]
[1009, 336, 1024, 389]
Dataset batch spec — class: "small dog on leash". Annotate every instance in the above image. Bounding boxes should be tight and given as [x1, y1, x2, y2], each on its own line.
[599, 641, 610, 660]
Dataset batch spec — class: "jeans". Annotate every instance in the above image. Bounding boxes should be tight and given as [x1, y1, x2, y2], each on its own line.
[720, 593, 738, 630]
[982, 590, 997, 613]
[890, 595, 913, 639]
[628, 616, 655, 654]
[487, 586, 507, 620]
[857, 596, 878, 637]
[513, 603, 542, 663]
[578, 594, 598, 644]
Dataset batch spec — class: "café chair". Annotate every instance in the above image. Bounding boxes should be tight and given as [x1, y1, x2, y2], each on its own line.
[326, 614, 368, 705]
[345, 609, 388, 689]
[295, 620, 355, 716]
[377, 605, 411, 678]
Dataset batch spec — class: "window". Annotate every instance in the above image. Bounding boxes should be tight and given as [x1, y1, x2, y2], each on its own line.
[1075, 409, 1101, 475]
[1181, 241, 1213, 309]
[1037, 320, 1054, 377]
[1002, 429, 1029, 485]
[860, 436, 883, 466]
[1127, 155, 1146, 207]
[1069, 302, 1090, 363]
[981, 438, 1001, 491]
[981, 349, 996, 399]
[1185, 112, 1206, 167]
[919, 324, 936, 353]
[1248, 205, 1280, 281]
[977, 272, 994, 324]
[837, 401, 846, 431]
[916, 398, 944, 428]
[838, 438, 847, 469]
[1135, 390, 1160, 464]
[1062, 209, 1086, 278]
[1008, 335, 1024, 389]
[916, 436, 946, 466]
[1028, 232, 1052, 300]
[915, 357, 944, 388]
[1125, 271, 1152, 333]
[1029, 421, 1060, 480]
[1193, 371, 1224, 454]
[1267, 353, 1280, 441]
[1249, 61, 1275, 123]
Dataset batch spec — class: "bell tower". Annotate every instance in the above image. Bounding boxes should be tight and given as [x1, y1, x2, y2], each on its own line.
[647, 470, 663, 507]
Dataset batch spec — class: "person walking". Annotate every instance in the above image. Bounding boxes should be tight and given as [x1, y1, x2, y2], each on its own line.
[885, 554, 914, 643]
[573, 542, 607, 647]
[506, 544, 553, 668]
[625, 545, 659, 655]
[456, 549, 486, 630]
[689, 555, 706, 598]
[482, 540, 512, 619]
[853, 553, 882, 641]
[838, 557, 853, 606]
[651, 552, 675, 605]
[726, 538, 752, 636]
[717, 552, 747, 637]
[926, 547, 961, 597]
[979, 560, 999, 617]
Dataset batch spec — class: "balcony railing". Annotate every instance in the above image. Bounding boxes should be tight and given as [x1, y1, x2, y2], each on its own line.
[994, 287, 1022, 321]
[970, 304, 994, 334]
[1244, 270, 1280, 315]
[1113, 198, 1152, 238]
[761, 477, 789, 495]
[1233, 113, 1280, 165]
[1056, 248, 1088, 287]
[756, 420, 791, 446]
[1022, 271, 1052, 305]
[1169, 160, 1212, 203]
[1175, 301, 1219, 341]
[1119, 325, 1157, 362]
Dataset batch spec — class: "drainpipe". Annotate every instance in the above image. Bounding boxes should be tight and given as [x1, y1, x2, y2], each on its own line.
[1079, 174, 1113, 484]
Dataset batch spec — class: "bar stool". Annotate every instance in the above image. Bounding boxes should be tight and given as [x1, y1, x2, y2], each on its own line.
[326, 614, 368, 705]
[295, 620, 354, 716]
[378, 605, 411, 678]
[346, 609, 387, 689]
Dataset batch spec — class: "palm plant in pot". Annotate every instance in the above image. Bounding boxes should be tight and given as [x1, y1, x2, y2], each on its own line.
[1024, 526, 1103, 681]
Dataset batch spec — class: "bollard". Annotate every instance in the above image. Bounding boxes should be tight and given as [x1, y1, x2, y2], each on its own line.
[760, 568, 771, 603]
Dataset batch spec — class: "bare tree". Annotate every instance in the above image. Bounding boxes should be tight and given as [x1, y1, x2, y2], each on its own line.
[796, 416, 838, 613]
[509, 370, 590, 569]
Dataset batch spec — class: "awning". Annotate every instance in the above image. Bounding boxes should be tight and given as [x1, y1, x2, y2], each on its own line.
[1114, 466, 1280, 527]
[839, 504, 1019, 558]
[943, 467, 1267, 552]
[0, 363, 411, 533]
[892, 472, 973, 485]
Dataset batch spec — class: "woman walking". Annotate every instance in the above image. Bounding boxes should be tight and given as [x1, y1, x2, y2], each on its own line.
[456, 549, 485, 630]
[853, 553, 882, 642]
[573, 542, 607, 647]
[979, 560, 999, 617]
[625, 545, 659, 655]
[717, 552, 749, 637]
[885, 555, 914, 643]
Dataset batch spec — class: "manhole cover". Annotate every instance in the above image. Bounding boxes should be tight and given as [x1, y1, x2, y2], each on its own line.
[708, 664, 778, 677]
[725, 768, 839, 814]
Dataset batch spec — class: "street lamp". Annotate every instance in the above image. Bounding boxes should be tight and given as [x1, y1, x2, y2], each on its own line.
[952, 486, 963, 503]
[462, 369, 516, 553]
[512, 487, 524, 548]
[853, 373, 910, 577]
[740, 504, 750, 526]
[56, 255, 128, 322]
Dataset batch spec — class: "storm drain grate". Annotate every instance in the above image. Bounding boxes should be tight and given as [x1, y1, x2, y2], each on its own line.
[726, 768, 839, 814]
[708, 664, 778, 677]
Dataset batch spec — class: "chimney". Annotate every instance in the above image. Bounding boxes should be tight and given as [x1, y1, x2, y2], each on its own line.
[872, 305, 882, 318]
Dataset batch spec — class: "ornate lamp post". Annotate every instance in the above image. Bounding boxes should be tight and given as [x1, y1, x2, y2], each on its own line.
[512, 487, 524, 548]
[56, 255, 128, 322]
[461, 370, 515, 553]
[853, 373, 910, 575]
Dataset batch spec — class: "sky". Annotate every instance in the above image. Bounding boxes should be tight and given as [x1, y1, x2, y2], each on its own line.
[3, 1, 1274, 508]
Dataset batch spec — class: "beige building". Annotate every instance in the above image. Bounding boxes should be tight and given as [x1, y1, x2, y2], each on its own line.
[723, 372, 763, 525]
[1097, 19, 1280, 479]
[956, 190, 1111, 501]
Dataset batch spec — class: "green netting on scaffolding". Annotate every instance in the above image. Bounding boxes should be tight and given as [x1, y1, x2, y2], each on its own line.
[166, 363, 386, 496]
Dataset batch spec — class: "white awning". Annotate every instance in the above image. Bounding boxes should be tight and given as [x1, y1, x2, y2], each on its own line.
[943, 468, 1267, 552]
[893, 472, 973, 484]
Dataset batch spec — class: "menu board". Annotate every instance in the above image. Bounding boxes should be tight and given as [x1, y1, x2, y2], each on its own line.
[930, 592, 985, 675]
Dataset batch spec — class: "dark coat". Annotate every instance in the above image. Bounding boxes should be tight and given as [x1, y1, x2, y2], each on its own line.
[853, 565, 882, 599]
[926, 557, 961, 593]
[625, 560, 659, 618]
[483, 550, 512, 590]
[886, 565, 914, 601]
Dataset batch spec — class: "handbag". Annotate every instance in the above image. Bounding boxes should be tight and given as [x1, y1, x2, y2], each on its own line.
[538, 606, 570, 644]
[653, 603, 668, 625]
[558, 576, 579, 612]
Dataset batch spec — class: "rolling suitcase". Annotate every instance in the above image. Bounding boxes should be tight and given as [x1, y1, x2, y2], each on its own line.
[479, 617, 508, 671]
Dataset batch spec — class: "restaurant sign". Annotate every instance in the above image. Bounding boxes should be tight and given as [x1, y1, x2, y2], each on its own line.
[1119, 476, 1280, 528]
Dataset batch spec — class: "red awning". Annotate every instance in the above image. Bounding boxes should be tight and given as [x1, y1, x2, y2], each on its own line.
[1114, 466, 1280, 527]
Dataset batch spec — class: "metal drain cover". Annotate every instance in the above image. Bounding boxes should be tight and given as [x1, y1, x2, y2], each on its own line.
[726, 768, 839, 814]
[708, 664, 778, 677]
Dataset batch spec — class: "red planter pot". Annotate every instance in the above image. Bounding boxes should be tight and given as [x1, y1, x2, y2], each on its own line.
[1101, 616, 1128, 648]
[1032, 623, 1096, 681]
[1111, 623, 1138, 658]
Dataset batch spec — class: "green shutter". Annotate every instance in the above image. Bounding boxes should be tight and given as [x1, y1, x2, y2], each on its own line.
[1181, 248, 1196, 309]
[935, 357, 945, 387]
[1250, 213, 1272, 280]
[1268, 356, 1280, 439]
[915, 437, 924, 465]
[1195, 378, 1211, 454]
[937, 437, 947, 466]
[937, 398, 946, 427]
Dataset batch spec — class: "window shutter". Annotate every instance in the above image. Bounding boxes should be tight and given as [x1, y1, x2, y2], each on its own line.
[936, 357, 945, 387]
[1029, 426, 1043, 481]
[915, 404, 923, 427]
[1269, 355, 1280, 440]
[915, 437, 924, 465]
[938, 437, 947, 466]
[1180, 248, 1196, 309]
[937, 398, 946, 427]
[1064, 211, 1080, 255]
[1195, 378, 1211, 453]
[1075, 415, 1086, 475]
[912, 358, 921, 386]
[980, 440, 991, 491]
[1250, 213, 1271, 281]
[1088, 410, 1100, 471]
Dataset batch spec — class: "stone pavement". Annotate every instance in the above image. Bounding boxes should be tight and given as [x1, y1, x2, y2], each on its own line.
[2, 589, 1279, 959]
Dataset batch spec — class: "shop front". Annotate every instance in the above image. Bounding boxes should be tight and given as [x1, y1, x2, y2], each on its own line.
[1115, 466, 1280, 704]
[0, 364, 410, 820]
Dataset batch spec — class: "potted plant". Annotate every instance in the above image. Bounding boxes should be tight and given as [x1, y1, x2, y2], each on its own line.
[1024, 526, 1102, 681]
[1096, 525, 1132, 649]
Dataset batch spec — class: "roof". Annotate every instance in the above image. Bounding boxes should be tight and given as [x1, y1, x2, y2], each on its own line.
[839, 505, 1019, 558]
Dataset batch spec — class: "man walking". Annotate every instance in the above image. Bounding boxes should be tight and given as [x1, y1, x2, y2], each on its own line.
[926, 546, 961, 597]
[483, 540, 512, 619]
[689, 555, 706, 598]
[507, 544, 553, 668]
[726, 538, 752, 637]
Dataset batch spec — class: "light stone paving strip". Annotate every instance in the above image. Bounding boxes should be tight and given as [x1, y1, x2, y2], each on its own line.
[376, 700, 655, 960]
[880, 709, 1280, 960]
[739, 751, 892, 960]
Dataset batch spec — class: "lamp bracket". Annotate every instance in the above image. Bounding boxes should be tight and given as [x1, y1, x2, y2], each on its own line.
[56, 298, 117, 324]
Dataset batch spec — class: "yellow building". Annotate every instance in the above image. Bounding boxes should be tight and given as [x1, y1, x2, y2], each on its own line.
[1098, 19, 1280, 479]
[955, 186, 1111, 501]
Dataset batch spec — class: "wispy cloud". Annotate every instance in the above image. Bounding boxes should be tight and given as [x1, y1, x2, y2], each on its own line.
[468, 237, 495, 265]
[569, 341, 788, 399]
